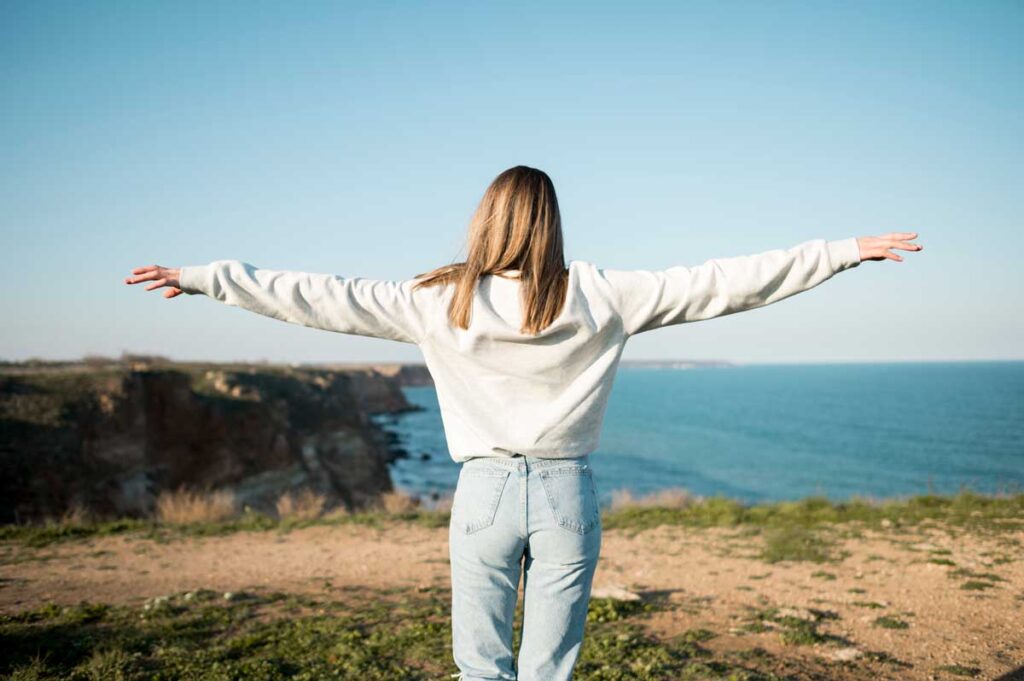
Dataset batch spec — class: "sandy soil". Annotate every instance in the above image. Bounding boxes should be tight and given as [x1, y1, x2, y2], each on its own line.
[2, 522, 1021, 680]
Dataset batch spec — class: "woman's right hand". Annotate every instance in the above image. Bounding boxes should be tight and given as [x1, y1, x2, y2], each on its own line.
[124, 265, 184, 298]
[856, 233, 923, 262]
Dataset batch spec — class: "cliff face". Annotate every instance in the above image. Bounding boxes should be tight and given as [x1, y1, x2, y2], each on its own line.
[0, 360, 421, 523]
[372, 363, 434, 387]
[319, 362, 434, 390]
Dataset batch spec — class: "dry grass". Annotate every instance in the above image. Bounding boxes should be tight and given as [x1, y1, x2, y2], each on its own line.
[275, 488, 327, 521]
[374, 490, 420, 514]
[154, 488, 238, 524]
[58, 503, 95, 526]
[609, 487, 698, 511]
[321, 505, 352, 521]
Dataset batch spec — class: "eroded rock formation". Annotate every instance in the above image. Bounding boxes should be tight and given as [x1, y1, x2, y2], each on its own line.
[0, 359, 423, 523]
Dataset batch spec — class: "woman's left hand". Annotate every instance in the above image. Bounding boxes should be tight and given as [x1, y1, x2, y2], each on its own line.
[124, 265, 184, 299]
[855, 233, 923, 263]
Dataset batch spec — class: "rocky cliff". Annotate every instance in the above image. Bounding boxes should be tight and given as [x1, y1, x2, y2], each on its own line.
[318, 362, 434, 389]
[0, 358, 424, 524]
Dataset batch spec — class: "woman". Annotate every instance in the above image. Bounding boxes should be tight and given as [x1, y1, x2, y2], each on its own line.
[125, 165, 922, 680]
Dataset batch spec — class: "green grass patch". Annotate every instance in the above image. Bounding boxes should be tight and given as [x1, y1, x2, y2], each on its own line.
[600, 491, 1024, 534]
[935, 663, 981, 677]
[586, 597, 653, 623]
[987, 554, 1013, 565]
[743, 607, 842, 647]
[950, 567, 1004, 592]
[0, 588, 787, 681]
[959, 580, 995, 591]
[777, 622, 825, 646]
[872, 615, 910, 630]
[4, 490, 1023, 550]
[0, 508, 450, 549]
[1, 588, 453, 680]
[949, 568, 1005, 582]
[0, 518, 153, 548]
[677, 628, 717, 643]
[863, 649, 913, 670]
[760, 526, 836, 563]
[810, 570, 837, 580]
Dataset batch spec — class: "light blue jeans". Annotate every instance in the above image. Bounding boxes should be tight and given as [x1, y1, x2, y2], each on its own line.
[448, 454, 602, 681]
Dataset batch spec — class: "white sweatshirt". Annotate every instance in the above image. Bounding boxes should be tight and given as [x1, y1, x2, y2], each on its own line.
[179, 237, 862, 463]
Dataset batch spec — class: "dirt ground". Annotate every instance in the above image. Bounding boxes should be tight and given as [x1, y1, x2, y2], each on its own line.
[2, 522, 1021, 680]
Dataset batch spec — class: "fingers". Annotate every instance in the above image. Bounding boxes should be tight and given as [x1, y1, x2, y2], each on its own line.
[125, 265, 182, 298]
[888, 240, 923, 252]
[124, 268, 163, 285]
[874, 233, 923, 259]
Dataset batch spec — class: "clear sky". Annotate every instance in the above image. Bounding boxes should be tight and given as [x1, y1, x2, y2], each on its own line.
[2, 0, 1021, 365]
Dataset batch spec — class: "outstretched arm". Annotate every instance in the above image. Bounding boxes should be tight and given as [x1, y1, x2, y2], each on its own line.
[124, 260, 429, 344]
[600, 233, 921, 336]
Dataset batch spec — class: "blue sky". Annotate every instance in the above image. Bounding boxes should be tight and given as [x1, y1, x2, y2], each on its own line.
[2, 0, 1021, 364]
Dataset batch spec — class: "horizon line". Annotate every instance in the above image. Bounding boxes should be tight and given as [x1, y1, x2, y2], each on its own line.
[2, 355, 1023, 367]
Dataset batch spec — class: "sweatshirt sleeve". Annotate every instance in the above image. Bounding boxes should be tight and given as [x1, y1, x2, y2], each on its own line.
[177, 260, 429, 344]
[599, 237, 862, 336]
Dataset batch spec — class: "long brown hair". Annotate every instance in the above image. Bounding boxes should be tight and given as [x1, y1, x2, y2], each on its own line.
[413, 165, 569, 335]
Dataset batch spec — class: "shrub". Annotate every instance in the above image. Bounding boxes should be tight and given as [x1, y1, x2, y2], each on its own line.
[377, 491, 420, 514]
[321, 504, 352, 521]
[275, 488, 327, 521]
[154, 487, 238, 524]
[609, 487, 696, 511]
[59, 503, 94, 526]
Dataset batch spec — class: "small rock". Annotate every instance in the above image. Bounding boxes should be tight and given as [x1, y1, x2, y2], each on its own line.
[591, 585, 642, 601]
[777, 607, 815, 620]
[830, 648, 862, 662]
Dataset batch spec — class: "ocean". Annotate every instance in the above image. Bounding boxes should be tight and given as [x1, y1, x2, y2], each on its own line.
[375, 361, 1024, 508]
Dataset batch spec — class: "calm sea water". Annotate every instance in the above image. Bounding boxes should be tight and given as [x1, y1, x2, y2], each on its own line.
[375, 361, 1024, 507]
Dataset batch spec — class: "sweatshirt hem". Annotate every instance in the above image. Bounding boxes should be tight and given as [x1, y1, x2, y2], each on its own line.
[449, 446, 598, 463]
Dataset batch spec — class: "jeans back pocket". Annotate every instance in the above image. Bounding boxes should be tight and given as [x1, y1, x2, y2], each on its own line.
[452, 468, 511, 534]
[538, 465, 601, 535]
